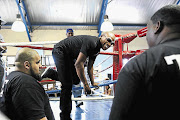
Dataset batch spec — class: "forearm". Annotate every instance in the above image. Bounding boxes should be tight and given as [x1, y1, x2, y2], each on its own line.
[88, 66, 95, 85]
[75, 62, 88, 85]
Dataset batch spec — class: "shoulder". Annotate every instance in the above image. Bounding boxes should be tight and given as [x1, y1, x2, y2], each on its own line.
[83, 35, 99, 46]
[80, 35, 98, 41]
[7, 71, 39, 87]
[125, 45, 163, 67]
[86, 35, 99, 42]
[122, 43, 174, 73]
[8, 71, 33, 80]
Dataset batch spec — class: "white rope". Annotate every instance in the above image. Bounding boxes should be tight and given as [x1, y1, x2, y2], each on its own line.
[94, 64, 113, 75]
[94, 56, 112, 69]
[49, 96, 114, 101]
[91, 89, 110, 97]
[0, 41, 59, 46]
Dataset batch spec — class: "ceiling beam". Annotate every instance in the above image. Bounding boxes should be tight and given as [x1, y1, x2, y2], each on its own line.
[21, 0, 32, 33]
[176, 0, 180, 4]
[15, 0, 32, 42]
[98, 0, 108, 37]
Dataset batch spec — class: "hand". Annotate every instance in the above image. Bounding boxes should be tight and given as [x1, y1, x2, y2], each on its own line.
[84, 84, 91, 95]
[92, 82, 99, 89]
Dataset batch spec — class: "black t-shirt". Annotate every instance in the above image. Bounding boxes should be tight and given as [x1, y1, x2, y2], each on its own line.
[53, 35, 102, 60]
[0, 71, 55, 120]
[109, 39, 180, 120]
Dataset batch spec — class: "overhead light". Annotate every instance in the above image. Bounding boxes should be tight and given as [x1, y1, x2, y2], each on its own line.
[100, 15, 114, 32]
[11, 14, 26, 32]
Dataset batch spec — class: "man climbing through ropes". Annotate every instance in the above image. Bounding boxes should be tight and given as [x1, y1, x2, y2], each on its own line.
[52, 32, 115, 120]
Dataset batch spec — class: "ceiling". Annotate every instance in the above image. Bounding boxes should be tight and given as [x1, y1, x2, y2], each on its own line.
[0, 0, 179, 32]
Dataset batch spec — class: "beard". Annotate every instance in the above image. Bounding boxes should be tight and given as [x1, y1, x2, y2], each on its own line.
[30, 67, 42, 81]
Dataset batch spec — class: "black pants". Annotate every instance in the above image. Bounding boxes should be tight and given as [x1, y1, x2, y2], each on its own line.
[52, 49, 80, 120]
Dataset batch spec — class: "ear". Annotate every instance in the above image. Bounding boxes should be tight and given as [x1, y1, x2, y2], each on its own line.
[154, 21, 164, 34]
[24, 61, 30, 70]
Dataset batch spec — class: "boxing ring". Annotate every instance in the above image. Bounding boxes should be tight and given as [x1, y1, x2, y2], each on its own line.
[0, 27, 147, 101]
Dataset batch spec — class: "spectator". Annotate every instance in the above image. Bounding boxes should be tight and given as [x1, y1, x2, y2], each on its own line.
[0, 48, 55, 120]
[109, 4, 180, 120]
[103, 78, 112, 95]
[0, 17, 7, 93]
[66, 28, 74, 37]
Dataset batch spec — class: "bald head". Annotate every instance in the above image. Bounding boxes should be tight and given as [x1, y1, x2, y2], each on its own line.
[100, 32, 116, 50]
[102, 32, 116, 41]
[15, 48, 39, 68]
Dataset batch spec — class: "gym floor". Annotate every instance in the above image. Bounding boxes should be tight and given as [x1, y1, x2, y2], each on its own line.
[50, 98, 113, 120]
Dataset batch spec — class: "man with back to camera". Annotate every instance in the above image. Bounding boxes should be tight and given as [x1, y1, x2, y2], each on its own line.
[52, 31, 115, 120]
[0, 48, 55, 120]
[0, 17, 7, 93]
[109, 4, 180, 120]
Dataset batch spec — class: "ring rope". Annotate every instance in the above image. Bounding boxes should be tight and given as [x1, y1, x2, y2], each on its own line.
[16, 45, 53, 50]
[0, 41, 58, 46]
[94, 64, 113, 75]
[91, 89, 110, 97]
[94, 56, 112, 69]
[49, 96, 114, 101]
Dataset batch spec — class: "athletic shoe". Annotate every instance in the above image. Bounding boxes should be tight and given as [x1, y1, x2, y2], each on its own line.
[41, 66, 55, 79]
[76, 101, 83, 107]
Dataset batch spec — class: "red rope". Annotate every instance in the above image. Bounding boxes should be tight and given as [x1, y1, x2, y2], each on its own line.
[16, 45, 53, 50]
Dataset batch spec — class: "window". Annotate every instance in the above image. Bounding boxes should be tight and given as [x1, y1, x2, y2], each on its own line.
[7, 56, 15, 65]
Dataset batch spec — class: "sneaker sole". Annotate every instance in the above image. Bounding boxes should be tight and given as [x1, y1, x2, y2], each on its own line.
[76, 102, 83, 107]
[41, 66, 51, 77]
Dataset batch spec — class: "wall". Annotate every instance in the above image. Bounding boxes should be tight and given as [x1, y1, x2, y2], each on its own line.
[0, 29, 148, 56]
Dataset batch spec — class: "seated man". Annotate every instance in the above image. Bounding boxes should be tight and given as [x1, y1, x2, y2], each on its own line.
[0, 48, 55, 120]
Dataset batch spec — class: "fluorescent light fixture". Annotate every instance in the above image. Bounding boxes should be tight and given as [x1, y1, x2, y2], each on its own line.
[100, 15, 114, 32]
[11, 14, 26, 32]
